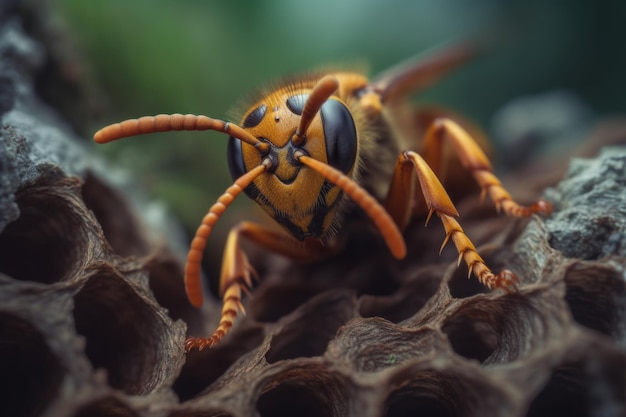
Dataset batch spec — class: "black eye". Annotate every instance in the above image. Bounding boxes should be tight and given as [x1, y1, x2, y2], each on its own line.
[320, 99, 357, 174]
[243, 104, 267, 128]
[227, 136, 246, 181]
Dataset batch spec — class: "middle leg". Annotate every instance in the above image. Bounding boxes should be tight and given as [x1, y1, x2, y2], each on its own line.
[420, 118, 552, 216]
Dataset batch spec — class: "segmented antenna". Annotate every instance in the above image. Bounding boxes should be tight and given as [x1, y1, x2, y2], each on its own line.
[292, 76, 339, 146]
[94, 113, 268, 152]
[295, 152, 406, 259]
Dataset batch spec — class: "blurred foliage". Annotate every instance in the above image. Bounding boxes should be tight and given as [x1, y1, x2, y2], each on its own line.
[50, 0, 626, 255]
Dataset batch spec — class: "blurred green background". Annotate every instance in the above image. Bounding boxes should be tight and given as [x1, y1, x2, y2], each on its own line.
[50, 0, 626, 261]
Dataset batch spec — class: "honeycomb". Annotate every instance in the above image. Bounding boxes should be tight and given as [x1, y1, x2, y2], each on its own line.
[2, 6, 626, 417]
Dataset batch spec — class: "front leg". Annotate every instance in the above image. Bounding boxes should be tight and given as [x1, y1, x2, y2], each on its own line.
[184, 221, 335, 352]
[384, 150, 517, 291]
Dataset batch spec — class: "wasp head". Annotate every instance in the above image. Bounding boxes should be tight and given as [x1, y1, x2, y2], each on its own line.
[227, 76, 358, 240]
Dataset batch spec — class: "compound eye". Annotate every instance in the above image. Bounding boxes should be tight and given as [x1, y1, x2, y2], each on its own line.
[228, 104, 268, 180]
[242, 104, 267, 128]
[227, 136, 246, 181]
[320, 99, 357, 174]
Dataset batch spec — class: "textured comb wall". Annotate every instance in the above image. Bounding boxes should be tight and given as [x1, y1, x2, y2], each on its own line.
[0, 9, 190, 416]
[2, 4, 626, 417]
[173, 147, 626, 417]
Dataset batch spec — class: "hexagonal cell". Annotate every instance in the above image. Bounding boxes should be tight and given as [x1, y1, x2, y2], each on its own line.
[563, 261, 626, 340]
[81, 172, 151, 257]
[72, 265, 184, 395]
[256, 364, 353, 417]
[384, 381, 456, 417]
[327, 318, 447, 373]
[441, 294, 556, 364]
[168, 409, 234, 417]
[73, 397, 138, 417]
[251, 283, 322, 324]
[446, 251, 508, 299]
[265, 291, 356, 364]
[526, 355, 626, 417]
[143, 251, 199, 327]
[0, 311, 65, 417]
[359, 266, 441, 323]
[446, 266, 491, 299]
[441, 311, 498, 363]
[0, 177, 90, 283]
[526, 363, 588, 417]
[383, 366, 516, 417]
[173, 324, 264, 401]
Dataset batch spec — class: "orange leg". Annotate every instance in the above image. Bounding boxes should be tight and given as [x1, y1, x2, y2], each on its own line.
[420, 118, 552, 216]
[384, 150, 517, 291]
[184, 221, 335, 352]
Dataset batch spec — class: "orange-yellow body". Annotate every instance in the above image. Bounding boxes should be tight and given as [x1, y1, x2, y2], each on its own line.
[93, 41, 552, 352]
